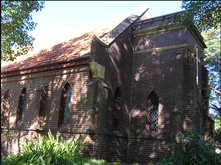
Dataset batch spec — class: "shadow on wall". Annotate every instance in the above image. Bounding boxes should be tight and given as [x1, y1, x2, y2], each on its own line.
[1, 66, 90, 157]
[128, 45, 203, 163]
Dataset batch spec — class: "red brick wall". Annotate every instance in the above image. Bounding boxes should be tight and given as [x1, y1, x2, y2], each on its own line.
[127, 13, 211, 163]
[1, 65, 89, 156]
[89, 26, 134, 162]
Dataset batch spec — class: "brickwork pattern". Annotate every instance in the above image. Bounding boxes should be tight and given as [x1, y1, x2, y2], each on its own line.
[127, 14, 211, 163]
[88, 26, 135, 162]
[1, 65, 89, 156]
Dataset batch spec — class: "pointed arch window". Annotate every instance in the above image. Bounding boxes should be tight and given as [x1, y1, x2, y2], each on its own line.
[1, 90, 10, 128]
[39, 86, 48, 127]
[113, 88, 121, 130]
[146, 91, 159, 132]
[17, 88, 27, 125]
[59, 83, 71, 127]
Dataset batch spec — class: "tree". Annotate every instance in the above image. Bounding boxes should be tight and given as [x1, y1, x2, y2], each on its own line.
[1, 1, 45, 62]
[179, 1, 221, 115]
[201, 27, 221, 115]
[180, 1, 221, 32]
[214, 114, 221, 144]
[210, 113, 221, 144]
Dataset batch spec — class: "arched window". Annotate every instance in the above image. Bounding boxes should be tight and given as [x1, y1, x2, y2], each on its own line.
[113, 88, 121, 130]
[146, 91, 159, 132]
[195, 46, 200, 85]
[39, 86, 48, 126]
[59, 83, 71, 127]
[17, 88, 27, 125]
[1, 90, 10, 128]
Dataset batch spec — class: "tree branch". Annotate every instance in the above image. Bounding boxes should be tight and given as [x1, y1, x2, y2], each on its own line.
[208, 84, 221, 95]
[209, 101, 221, 113]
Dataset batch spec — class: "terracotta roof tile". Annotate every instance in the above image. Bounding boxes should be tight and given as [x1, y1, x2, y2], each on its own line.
[1, 6, 150, 73]
[1, 29, 109, 72]
[1, 15, 131, 73]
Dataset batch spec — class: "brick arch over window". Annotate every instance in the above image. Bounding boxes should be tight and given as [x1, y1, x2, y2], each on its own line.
[16, 88, 27, 125]
[112, 87, 121, 130]
[58, 83, 71, 127]
[1, 90, 10, 128]
[146, 91, 159, 132]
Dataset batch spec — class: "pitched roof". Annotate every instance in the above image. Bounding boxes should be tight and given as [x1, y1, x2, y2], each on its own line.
[1, 29, 109, 72]
[1, 4, 150, 73]
[1, 16, 127, 73]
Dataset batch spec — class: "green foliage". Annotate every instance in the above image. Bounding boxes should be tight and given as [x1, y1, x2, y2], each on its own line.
[156, 128, 221, 165]
[179, 1, 221, 32]
[156, 23, 169, 32]
[177, 1, 221, 114]
[209, 114, 221, 144]
[1, 130, 117, 165]
[201, 27, 221, 115]
[215, 115, 221, 144]
[1, 130, 89, 165]
[1, 1, 45, 61]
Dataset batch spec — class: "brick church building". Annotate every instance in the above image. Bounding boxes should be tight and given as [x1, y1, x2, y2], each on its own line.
[1, 5, 214, 163]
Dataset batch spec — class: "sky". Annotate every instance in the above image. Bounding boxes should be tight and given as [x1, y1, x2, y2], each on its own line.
[2, 1, 183, 64]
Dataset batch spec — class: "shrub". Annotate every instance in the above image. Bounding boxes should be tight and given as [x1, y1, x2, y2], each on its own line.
[156, 128, 221, 165]
[1, 130, 88, 165]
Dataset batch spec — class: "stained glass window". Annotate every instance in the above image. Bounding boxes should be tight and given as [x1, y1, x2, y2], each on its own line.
[146, 91, 159, 132]
[39, 86, 48, 126]
[59, 83, 71, 127]
[17, 88, 26, 125]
